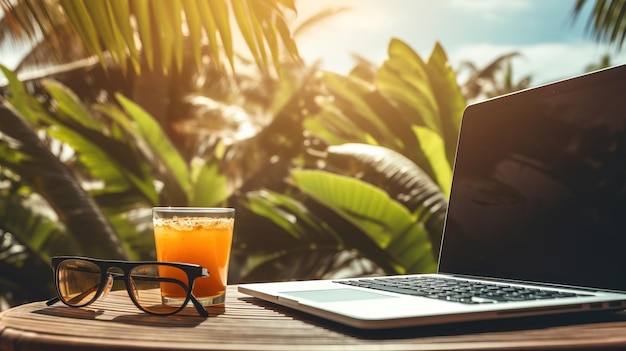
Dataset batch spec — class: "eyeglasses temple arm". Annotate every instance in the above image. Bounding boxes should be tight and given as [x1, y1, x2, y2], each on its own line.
[189, 294, 209, 317]
[46, 296, 59, 306]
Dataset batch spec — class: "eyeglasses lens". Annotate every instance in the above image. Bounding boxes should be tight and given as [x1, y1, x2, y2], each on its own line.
[57, 259, 102, 306]
[129, 264, 190, 314]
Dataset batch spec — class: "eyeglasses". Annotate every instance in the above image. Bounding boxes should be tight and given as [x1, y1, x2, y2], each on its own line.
[46, 256, 210, 317]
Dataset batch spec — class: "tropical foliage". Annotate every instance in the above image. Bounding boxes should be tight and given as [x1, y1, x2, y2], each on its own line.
[0, 0, 300, 308]
[0, 32, 465, 307]
[573, 0, 626, 50]
[238, 39, 464, 281]
[458, 53, 531, 102]
[0, 0, 300, 75]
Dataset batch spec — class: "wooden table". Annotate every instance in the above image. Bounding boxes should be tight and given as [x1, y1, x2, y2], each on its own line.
[2, 286, 626, 350]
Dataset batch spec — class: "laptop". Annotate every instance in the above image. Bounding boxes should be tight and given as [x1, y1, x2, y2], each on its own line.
[238, 64, 626, 329]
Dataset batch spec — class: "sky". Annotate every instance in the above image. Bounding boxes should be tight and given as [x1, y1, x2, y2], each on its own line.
[292, 0, 626, 86]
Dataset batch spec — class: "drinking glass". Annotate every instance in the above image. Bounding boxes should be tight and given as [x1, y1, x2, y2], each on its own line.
[153, 207, 235, 307]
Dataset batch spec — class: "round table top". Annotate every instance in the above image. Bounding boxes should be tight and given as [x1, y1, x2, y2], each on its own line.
[2, 285, 626, 351]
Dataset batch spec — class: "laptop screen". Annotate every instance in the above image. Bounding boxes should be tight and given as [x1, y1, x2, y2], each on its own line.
[439, 65, 626, 292]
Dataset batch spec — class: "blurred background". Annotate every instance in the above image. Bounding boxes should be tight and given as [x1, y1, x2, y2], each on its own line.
[0, 0, 622, 311]
[294, 0, 625, 84]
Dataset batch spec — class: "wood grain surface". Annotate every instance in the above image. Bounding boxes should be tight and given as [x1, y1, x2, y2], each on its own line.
[2, 286, 626, 351]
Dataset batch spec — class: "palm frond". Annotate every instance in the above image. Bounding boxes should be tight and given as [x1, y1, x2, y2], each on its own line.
[307, 40, 463, 192]
[1, 0, 301, 75]
[242, 248, 383, 282]
[0, 84, 128, 259]
[324, 143, 447, 253]
[243, 187, 408, 275]
[292, 6, 351, 38]
[291, 170, 437, 274]
[573, 0, 626, 49]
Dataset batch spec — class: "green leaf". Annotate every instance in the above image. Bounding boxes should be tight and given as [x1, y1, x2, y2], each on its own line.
[323, 72, 378, 124]
[304, 107, 372, 146]
[104, 209, 154, 261]
[324, 143, 448, 253]
[166, 0, 184, 73]
[0, 191, 78, 261]
[244, 188, 402, 274]
[276, 14, 301, 63]
[0, 65, 48, 124]
[197, 0, 223, 70]
[181, 0, 204, 71]
[377, 38, 441, 133]
[189, 158, 229, 206]
[0, 103, 129, 260]
[115, 93, 191, 197]
[258, 9, 280, 74]
[38, 82, 158, 204]
[321, 72, 397, 145]
[44, 127, 130, 192]
[245, 190, 310, 241]
[292, 170, 437, 273]
[12, 0, 300, 76]
[59, 0, 106, 64]
[109, 0, 141, 73]
[41, 80, 101, 130]
[83, 0, 125, 73]
[91, 102, 135, 134]
[240, 247, 376, 282]
[151, 1, 174, 73]
[232, 0, 264, 70]
[412, 126, 452, 196]
[249, 1, 269, 68]
[130, 0, 153, 71]
[426, 42, 466, 166]
[209, 0, 235, 71]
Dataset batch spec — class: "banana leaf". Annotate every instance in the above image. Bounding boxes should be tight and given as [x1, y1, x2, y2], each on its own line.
[324, 143, 447, 253]
[243, 188, 402, 275]
[241, 247, 384, 282]
[0, 102, 128, 259]
[292, 170, 437, 274]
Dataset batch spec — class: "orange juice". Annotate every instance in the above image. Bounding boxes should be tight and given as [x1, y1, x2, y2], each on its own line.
[153, 215, 234, 303]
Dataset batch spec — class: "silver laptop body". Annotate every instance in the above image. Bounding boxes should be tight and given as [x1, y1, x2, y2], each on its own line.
[239, 64, 626, 329]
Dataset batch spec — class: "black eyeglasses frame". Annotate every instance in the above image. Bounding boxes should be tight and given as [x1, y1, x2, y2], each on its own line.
[46, 256, 210, 317]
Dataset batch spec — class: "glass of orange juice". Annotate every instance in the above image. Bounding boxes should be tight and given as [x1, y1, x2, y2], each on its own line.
[152, 207, 235, 307]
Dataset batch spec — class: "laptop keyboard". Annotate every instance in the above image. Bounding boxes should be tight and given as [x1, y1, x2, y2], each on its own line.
[335, 276, 591, 304]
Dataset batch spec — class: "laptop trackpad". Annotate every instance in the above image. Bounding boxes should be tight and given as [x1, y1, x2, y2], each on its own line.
[280, 288, 397, 303]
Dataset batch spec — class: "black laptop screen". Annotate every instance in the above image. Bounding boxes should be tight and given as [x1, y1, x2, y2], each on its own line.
[438, 65, 626, 292]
